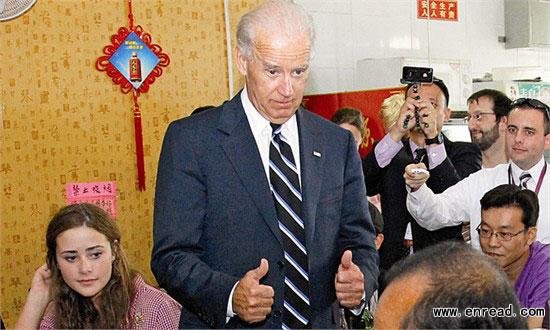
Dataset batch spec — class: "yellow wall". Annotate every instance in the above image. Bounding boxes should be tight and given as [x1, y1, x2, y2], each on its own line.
[0, 0, 260, 326]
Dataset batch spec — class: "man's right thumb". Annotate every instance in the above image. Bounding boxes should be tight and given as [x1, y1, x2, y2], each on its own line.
[251, 258, 269, 280]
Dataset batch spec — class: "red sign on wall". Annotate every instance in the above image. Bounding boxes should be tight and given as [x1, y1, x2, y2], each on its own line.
[417, 0, 458, 21]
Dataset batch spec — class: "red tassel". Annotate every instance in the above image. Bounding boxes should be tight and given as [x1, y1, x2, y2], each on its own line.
[132, 92, 146, 191]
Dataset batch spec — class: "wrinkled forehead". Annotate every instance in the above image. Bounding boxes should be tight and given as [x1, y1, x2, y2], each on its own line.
[252, 27, 311, 59]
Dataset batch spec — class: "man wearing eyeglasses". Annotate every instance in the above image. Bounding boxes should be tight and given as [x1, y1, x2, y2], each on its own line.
[405, 97, 550, 249]
[466, 89, 512, 168]
[478, 184, 549, 328]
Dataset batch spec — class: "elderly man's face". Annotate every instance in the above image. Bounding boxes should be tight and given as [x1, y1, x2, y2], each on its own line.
[237, 29, 311, 124]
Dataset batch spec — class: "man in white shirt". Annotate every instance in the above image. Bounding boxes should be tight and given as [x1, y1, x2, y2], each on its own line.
[405, 98, 550, 248]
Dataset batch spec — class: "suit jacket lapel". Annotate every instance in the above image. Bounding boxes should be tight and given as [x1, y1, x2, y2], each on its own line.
[218, 93, 282, 245]
[297, 109, 324, 246]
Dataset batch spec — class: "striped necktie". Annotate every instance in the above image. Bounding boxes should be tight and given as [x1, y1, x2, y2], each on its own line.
[519, 172, 532, 189]
[269, 123, 311, 329]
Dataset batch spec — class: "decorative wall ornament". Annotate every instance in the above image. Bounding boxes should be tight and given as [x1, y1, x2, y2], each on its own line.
[96, 0, 169, 190]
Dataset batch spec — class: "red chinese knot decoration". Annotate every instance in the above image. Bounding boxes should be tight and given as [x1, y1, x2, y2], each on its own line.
[96, 0, 169, 191]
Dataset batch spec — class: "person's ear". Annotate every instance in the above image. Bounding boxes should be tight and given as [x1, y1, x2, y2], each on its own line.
[498, 116, 508, 132]
[374, 233, 384, 250]
[544, 132, 550, 150]
[235, 47, 249, 76]
[111, 240, 119, 262]
[526, 227, 537, 245]
[443, 107, 451, 122]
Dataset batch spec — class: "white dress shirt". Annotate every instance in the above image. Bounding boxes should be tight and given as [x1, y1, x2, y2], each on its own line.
[241, 87, 301, 184]
[406, 157, 550, 249]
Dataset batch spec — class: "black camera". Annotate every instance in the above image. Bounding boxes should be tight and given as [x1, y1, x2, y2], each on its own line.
[400, 66, 433, 84]
[401, 66, 433, 130]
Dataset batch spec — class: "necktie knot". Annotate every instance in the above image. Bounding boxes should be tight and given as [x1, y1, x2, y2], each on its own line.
[519, 172, 532, 189]
[414, 148, 427, 163]
[414, 148, 429, 169]
[270, 123, 282, 135]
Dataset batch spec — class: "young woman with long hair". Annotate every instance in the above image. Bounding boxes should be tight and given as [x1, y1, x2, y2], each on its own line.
[15, 203, 181, 329]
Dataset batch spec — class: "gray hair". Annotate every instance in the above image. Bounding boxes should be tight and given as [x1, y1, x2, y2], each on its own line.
[236, 0, 315, 59]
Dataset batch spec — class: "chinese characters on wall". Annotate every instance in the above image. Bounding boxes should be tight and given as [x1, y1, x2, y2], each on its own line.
[417, 0, 458, 21]
[66, 181, 117, 218]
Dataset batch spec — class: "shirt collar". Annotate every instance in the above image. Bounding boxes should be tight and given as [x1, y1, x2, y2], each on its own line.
[409, 139, 421, 155]
[510, 156, 546, 181]
[241, 86, 270, 138]
[240, 86, 299, 140]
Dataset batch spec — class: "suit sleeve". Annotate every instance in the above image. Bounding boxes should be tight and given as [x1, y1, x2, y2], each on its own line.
[341, 133, 379, 302]
[151, 122, 238, 328]
[427, 141, 481, 193]
[362, 143, 386, 196]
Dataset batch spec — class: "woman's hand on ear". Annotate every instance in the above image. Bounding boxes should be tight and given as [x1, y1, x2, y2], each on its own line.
[14, 264, 53, 329]
[28, 263, 53, 306]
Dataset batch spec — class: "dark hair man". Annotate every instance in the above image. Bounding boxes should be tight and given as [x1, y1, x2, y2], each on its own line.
[375, 241, 527, 329]
[479, 184, 549, 328]
[152, 1, 378, 328]
[331, 107, 366, 149]
[406, 98, 550, 249]
[363, 77, 481, 288]
[467, 89, 512, 168]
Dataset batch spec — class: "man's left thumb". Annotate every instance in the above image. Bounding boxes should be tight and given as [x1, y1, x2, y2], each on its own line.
[340, 250, 352, 269]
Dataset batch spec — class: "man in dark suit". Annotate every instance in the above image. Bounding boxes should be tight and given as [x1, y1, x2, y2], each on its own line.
[363, 79, 481, 291]
[151, 1, 378, 328]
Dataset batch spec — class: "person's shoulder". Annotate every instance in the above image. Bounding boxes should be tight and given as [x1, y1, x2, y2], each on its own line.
[133, 276, 181, 310]
[532, 241, 550, 259]
[300, 108, 350, 138]
[39, 304, 56, 329]
[476, 162, 509, 176]
[171, 104, 224, 128]
[445, 139, 481, 154]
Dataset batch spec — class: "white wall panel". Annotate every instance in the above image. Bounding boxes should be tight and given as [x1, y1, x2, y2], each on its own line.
[295, 0, 549, 96]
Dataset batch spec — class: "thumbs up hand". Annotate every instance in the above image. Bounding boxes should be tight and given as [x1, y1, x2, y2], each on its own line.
[233, 259, 275, 323]
[335, 250, 365, 308]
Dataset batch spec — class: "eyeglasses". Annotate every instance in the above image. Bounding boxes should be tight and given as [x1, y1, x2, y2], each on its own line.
[510, 98, 550, 120]
[476, 224, 527, 241]
[464, 112, 496, 122]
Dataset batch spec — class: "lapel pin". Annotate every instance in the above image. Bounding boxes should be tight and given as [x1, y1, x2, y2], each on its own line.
[313, 151, 321, 158]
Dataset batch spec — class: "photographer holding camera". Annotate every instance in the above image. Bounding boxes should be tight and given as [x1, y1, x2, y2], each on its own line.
[362, 75, 481, 293]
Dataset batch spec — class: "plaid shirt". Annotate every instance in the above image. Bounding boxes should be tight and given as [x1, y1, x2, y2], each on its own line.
[40, 275, 181, 329]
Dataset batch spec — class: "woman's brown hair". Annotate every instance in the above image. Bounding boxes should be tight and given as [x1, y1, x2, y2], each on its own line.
[46, 203, 136, 328]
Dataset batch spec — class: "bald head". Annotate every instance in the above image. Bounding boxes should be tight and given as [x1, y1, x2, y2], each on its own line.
[375, 241, 527, 328]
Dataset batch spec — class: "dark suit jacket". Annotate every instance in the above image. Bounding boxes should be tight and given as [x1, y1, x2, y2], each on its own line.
[152, 92, 379, 329]
[362, 135, 481, 272]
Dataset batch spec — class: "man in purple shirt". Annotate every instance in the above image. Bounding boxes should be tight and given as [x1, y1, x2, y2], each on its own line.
[478, 184, 549, 328]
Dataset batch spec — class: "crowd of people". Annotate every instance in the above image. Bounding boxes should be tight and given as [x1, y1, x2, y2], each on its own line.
[10, 0, 549, 329]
